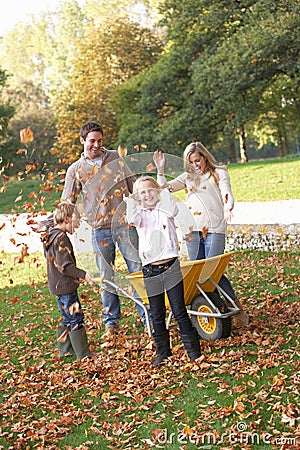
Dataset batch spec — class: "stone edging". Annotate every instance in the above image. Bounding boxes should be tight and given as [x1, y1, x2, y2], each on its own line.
[226, 223, 300, 252]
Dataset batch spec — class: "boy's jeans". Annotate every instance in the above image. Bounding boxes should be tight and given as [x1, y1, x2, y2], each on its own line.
[57, 291, 84, 331]
[92, 225, 146, 327]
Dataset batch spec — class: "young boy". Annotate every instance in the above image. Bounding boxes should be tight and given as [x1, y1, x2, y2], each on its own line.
[43, 202, 95, 360]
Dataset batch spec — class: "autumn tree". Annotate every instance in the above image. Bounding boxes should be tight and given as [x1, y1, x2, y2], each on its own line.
[49, 15, 163, 161]
[115, 0, 300, 161]
[0, 68, 16, 170]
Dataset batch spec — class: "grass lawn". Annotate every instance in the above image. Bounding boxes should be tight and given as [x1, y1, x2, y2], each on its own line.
[0, 155, 299, 213]
[0, 250, 299, 449]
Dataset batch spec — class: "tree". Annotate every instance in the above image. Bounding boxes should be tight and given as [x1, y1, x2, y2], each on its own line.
[50, 15, 163, 160]
[115, 0, 300, 161]
[0, 68, 16, 169]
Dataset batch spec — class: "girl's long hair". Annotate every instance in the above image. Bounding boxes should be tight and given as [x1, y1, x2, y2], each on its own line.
[183, 142, 226, 186]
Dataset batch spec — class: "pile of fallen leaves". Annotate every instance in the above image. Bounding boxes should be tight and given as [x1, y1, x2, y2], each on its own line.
[0, 251, 299, 449]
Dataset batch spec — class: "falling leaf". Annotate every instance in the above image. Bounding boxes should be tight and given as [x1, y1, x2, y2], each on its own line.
[202, 226, 208, 239]
[20, 127, 34, 144]
[146, 163, 155, 172]
[118, 145, 127, 157]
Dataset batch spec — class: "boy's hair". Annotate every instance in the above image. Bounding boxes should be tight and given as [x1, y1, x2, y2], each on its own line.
[54, 203, 75, 224]
[80, 121, 103, 141]
[133, 176, 161, 195]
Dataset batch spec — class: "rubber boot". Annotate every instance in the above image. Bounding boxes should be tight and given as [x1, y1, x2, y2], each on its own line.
[180, 328, 201, 361]
[69, 326, 94, 360]
[153, 330, 172, 366]
[232, 299, 250, 328]
[56, 325, 75, 357]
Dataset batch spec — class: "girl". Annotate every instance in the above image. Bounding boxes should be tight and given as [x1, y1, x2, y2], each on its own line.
[125, 176, 201, 366]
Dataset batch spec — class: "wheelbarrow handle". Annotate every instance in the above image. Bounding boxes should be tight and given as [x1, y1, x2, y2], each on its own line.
[97, 278, 152, 337]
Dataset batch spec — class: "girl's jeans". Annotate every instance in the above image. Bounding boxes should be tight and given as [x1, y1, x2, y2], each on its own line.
[185, 231, 237, 300]
[142, 258, 194, 335]
[57, 290, 84, 331]
[92, 225, 146, 327]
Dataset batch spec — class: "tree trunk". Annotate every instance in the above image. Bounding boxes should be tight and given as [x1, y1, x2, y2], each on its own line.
[278, 130, 284, 158]
[228, 140, 236, 163]
[239, 126, 248, 163]
[282, 124, 289, 155]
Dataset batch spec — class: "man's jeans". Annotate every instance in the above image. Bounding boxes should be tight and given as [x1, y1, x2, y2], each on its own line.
[92, 225, 146, 327]
[57, 291, 84, 331]
[185, 231, 236, 299]
[142, 258, 193, 335]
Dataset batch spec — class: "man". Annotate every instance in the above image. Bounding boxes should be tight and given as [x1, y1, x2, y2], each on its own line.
[38, 121, 146, 337]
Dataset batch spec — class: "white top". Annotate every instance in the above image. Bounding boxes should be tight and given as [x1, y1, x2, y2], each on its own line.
[126, 189, 179, 265]
[157, 168, 234, 234]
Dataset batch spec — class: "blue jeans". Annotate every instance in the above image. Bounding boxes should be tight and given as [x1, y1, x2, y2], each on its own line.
[92, 225, 146, 327]
[185, 231, 237, 300]
[57, 291, 84, 331]
[142, 258, 194, 335]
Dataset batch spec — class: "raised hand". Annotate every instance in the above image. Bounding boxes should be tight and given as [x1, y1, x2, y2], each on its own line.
[153, 150, 165, 174]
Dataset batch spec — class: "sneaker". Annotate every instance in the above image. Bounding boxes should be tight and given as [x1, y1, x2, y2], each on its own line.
[103, 326, 118, 339]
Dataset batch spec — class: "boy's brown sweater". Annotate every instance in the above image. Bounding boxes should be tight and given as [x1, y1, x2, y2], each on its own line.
[43, 228, 86, 295]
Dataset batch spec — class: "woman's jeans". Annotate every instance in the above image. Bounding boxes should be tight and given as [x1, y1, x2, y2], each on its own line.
[185, 231, 237, 300]
[92, 225, 146, 327]
[142, 258, 194, 335]
[57, 291, 84, 331]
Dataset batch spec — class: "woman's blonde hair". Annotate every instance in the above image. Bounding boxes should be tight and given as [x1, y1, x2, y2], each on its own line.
[133, 175, 161, 195]
[183, 141, 226, 185]
[54, 202, 75, 224]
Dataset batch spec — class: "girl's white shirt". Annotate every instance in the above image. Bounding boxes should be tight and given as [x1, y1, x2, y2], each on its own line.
[126, 189, 179, 266]
[157, 168, 234, 234]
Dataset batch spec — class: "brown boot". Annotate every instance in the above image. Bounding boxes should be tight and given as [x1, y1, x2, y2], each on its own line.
[232, 299, 250, 328]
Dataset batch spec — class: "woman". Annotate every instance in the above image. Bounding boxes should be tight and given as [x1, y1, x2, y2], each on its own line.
[153, 142, 249, 328]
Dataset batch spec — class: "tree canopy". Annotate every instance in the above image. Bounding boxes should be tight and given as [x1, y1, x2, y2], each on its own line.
[116, 0, 300, 160]
[0, 0, 299, 175]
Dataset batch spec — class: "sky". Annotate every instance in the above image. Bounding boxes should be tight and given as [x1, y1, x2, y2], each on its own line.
[0, 0, 61, 36]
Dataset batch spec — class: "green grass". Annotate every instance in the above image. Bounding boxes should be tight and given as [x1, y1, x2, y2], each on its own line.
[228, 156, 300, 201]
[0, 177, 63, 214]
[0, 250, 299, 449]
[0, 156, 299, 213]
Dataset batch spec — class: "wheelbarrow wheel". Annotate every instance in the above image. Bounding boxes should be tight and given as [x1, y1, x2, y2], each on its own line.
[190, 293, 231, 341]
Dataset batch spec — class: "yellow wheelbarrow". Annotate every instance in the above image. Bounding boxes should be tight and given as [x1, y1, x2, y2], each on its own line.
[101, 252, 240, 341]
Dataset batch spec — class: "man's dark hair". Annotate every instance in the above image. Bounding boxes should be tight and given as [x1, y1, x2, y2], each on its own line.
[80, 121, 103, 140]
